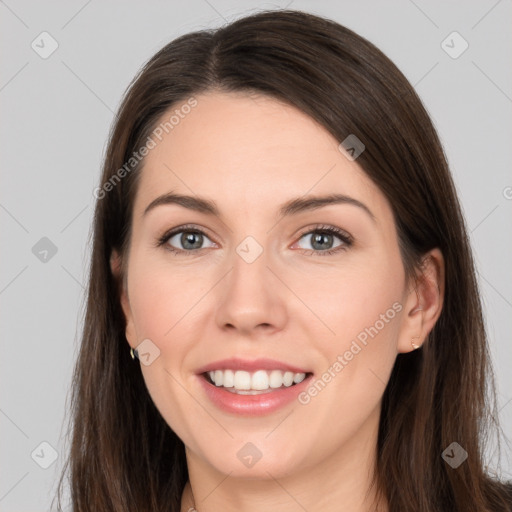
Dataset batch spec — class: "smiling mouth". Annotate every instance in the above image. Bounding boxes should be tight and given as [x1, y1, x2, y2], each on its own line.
[202, 369, 314, 395]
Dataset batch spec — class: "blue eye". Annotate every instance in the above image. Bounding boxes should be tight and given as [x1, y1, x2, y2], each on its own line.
[156, 224, 353, 256]
[294, 225, 353, 256]
[157, 225, 215, 254]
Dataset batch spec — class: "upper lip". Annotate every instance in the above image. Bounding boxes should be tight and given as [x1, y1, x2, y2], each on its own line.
[196, 357, 312, 375]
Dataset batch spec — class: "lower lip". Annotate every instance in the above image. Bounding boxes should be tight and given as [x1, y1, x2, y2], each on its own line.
[197, 373, 314, 416]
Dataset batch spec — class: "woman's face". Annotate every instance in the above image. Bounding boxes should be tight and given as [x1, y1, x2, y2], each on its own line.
[116, 91, 425, 480]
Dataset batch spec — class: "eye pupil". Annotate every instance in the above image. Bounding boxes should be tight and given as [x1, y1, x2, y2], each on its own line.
[182, 232, 203, 250]
[311, 232, 333, 250]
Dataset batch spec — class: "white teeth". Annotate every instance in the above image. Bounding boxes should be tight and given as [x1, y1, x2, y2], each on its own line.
[251, 370, 269, 390]
[205, 369, 307, 391]
[233, 370, 252, 390]
[223, 369, 234, 388]
[214, 370, 223, 386]
[269, 370, 283, 388]
[283, 371, 294, 386]
[293, 372, 306, 384]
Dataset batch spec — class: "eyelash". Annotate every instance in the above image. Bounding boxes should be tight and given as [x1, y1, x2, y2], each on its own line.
[155, 223, 353, 257]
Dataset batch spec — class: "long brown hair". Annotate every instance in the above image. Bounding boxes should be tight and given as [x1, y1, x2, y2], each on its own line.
[54, 9, 512, 511]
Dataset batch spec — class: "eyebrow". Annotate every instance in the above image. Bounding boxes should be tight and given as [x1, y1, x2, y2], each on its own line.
[143, 191, 376, 222]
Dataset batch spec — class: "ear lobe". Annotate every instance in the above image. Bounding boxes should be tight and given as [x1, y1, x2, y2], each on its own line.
[397, 248, 445, 353]
[110, 250, 137, 347]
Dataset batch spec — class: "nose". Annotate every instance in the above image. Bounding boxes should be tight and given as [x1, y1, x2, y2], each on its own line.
[214, 244, 288, 337]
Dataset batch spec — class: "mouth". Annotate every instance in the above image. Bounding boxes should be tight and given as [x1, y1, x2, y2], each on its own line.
[201, 369, 314, 395]
[197, 367, 314, 416]
[195, 357, 315, 415]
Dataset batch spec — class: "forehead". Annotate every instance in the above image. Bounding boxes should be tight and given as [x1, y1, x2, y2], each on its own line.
[133, 91, 388, 222]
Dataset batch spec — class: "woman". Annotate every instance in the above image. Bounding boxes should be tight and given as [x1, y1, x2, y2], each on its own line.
[54, 9, 512, 512]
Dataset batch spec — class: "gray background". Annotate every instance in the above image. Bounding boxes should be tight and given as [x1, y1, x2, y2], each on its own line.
[1, 1, 511, 510]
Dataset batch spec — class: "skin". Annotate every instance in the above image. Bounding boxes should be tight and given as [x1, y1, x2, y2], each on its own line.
[111, 91, 444, 512]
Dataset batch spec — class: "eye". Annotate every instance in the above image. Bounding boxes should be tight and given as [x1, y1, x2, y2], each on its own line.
[156, 223, 353, 257]
[293, 224, 353, 256]
[156, 224, 216, 254]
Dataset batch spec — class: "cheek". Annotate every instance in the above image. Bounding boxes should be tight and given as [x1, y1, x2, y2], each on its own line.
[296, 253, 404, 401]
[294, 272, 403, 449]
[127, 255, 206, 342]
[292, 254, 404, 343]
[126, 257, 203, 444]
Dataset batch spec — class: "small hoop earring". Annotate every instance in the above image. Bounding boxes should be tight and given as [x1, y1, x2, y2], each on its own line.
[130, 347, 139, 360]
[411, 336, 420, 350]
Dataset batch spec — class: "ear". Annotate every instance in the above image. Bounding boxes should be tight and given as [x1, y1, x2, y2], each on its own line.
[397, 248, 445, 354]
[110, 250, 137, 349]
